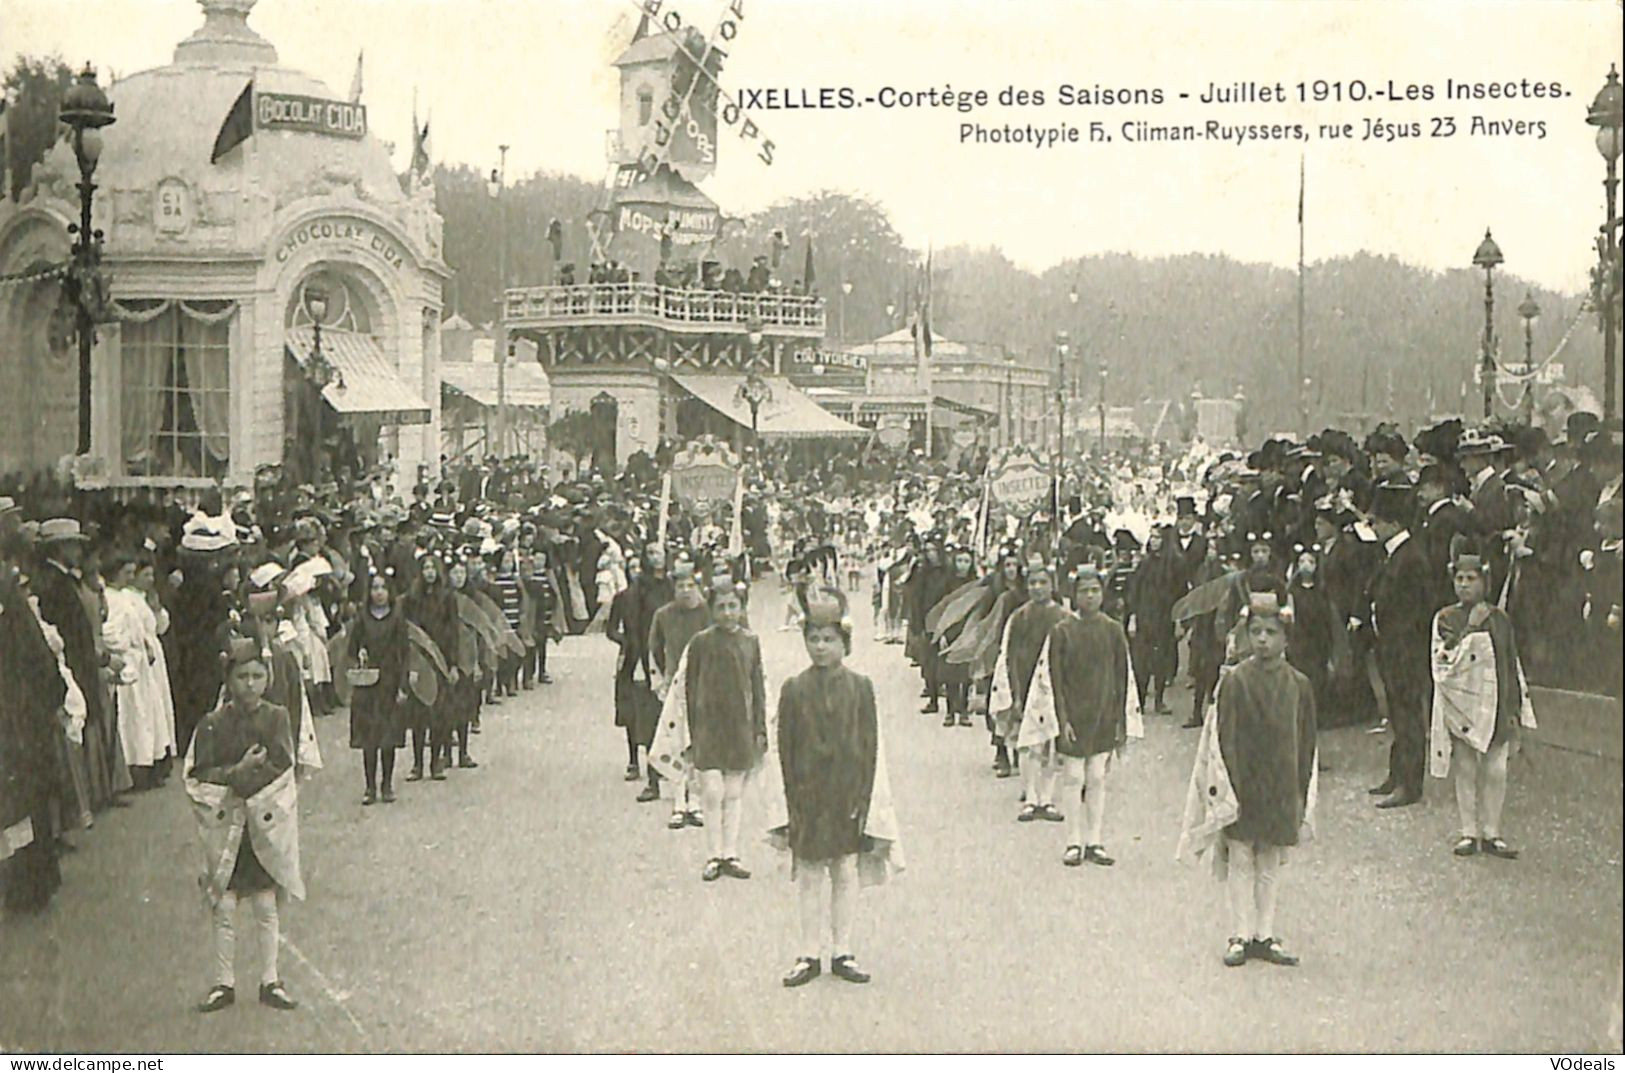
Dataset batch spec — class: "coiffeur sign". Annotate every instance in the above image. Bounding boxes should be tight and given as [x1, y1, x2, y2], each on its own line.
[988, 446, 1051, 517]
[257, 93, 368, 139]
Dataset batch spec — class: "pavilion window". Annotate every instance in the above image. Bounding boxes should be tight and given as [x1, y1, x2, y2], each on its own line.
[638, 87, 654, 126]
[118, 301, 233, 478]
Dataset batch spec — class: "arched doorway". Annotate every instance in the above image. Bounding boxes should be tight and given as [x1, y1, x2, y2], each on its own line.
[590, 391, 618, 475]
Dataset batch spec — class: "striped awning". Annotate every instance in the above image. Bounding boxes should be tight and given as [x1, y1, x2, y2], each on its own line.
[287, 327, 431, 425]
[671, 373, 866, 439]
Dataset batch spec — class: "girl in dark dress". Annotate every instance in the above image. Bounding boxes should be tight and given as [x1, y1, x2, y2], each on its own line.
[1286, 545, 1337, 709]
[445, 558, 483, 772]
[402, 555, 460, 782]
[606, 556, 655, 782]
[347, 570, 408, 805]
[685, 580, 767, 882]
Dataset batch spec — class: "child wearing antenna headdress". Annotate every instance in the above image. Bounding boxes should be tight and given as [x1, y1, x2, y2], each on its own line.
[766, 585, 903, 989]
[1428, 552, 1536, 861]
[1177, 585, 1317, 969]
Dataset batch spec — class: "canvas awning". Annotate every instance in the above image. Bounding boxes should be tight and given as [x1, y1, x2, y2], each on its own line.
[671, 373, 866, 439]
[287, 327, 430, 425]
[440, 362, 551, 408]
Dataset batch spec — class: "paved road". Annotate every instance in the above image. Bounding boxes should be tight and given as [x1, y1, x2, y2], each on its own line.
[2, 586, 1621, 1053]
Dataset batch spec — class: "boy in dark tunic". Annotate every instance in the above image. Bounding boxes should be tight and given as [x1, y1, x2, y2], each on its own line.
[770, 587, 902, 988]
[1021, 566, 1141, 867]
[186, 640, 302, 1013]
[1201, 592, 1317, 968]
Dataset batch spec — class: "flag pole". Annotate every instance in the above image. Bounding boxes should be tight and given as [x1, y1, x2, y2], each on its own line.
[1297, 154, 1307, 437]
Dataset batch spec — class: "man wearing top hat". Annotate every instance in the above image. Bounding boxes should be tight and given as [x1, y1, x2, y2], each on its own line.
[1362, 481, 1435, 809]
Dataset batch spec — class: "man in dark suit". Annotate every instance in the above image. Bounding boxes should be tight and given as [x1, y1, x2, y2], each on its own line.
[1362, 482, 1435, 808]
[1171, 496, 1207, 586]
[1416, 461, 1473, 612]
[1461, 433, 1516, 592]
[1315, 499, 1381, 727]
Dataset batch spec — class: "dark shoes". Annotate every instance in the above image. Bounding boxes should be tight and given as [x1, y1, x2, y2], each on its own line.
[702, 858, 724, 882]
[379, 786, 397, 804]
[197, 985, 235, 1013]
[1223, 938, 1249, 967]
[941, 713, 955, 727]
[1453, 836, 1480, 857]
[405, 767, 424, 782]
[993, 755, 1012, 778]
[718, 857, 751, 879]
[1375, 791, 1420, 809]
[1250, 938, 1298, 966]
[1083, 845, 1115, 866]
[1018, 804, 1039, 823]
[458, 756, 479, 769]
[259, 981, 299, 1009]
[922, 701, 940, 714]
[1480, 837, 1519, 860]
[624, 764, 641, 782]
[668, 812, 688, 830]
[956, 715, 974, 728]
[831, 955, 870, 984]
[783, 957, 821, 987]
[684, 810, 704, 828]
[636, 784, 661, 803]
[1037, 804, 1065, 823]
[1367, 781, 1396, 796]
[362, 788, 377, 806]
[538, 673, 553, 685]
[430, 759, 448, 781]
[1181, 717, 1204, 729]
[1063, 844, 1083, 867]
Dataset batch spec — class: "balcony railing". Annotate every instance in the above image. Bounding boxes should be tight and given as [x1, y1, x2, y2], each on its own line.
[503, 283, 826, 333]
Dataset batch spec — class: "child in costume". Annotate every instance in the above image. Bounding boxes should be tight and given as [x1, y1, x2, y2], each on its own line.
[1019, 565, 1142, 868]
[647, 565, 714, 826]
[766, 586, 903, 988]
[186, 639, 303, 1013]
[1177, 590, 1317, 968]
[1428, 553, 1537, 860]
[990, 559, 1071, 823]
[649, 575, 766, 881]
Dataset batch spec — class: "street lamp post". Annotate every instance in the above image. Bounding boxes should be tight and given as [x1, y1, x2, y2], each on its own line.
[1055, 330, 1070, 462]
[737, 316, 772, 453]
[1003, 351, 1016, 447]
[1518, 290, 1541, 425]
[489, 145, 509, 456]
[60, 64, 116, 456]
[1472, 228, 1504, 420]
[1097, 364, 1108, 455]
[1588, 65, 1622, 420]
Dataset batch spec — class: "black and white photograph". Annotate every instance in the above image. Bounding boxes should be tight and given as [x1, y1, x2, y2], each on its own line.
[0, 0, 1621, 1056]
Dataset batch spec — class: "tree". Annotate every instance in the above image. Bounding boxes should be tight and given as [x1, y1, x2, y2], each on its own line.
[547, 408, 596, 467]
[4, 55, 75, 202]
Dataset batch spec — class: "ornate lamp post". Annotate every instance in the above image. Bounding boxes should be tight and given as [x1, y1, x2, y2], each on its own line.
[489, 147, 509, 456]
[1588, 65, 1622, 420]
[1472, 228, 1504, 420]
[737, 316, 773, 452]
[59, 64, 116, 456]
[1518, 290, 1541, 424]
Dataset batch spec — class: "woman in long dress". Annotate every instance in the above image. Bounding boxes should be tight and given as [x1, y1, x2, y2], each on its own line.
[101, 550, 176, 790]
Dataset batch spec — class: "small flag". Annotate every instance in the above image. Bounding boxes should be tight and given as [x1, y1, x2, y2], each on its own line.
[349, 49, 364, 104]
[412, 118, 431, 178]
[210, 81, 254, 163]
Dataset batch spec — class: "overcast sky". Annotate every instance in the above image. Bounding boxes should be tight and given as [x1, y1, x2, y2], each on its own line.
[4, 0, 1620, 292]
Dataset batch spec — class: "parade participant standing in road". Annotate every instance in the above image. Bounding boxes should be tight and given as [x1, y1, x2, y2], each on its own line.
[647, 565, 713, 824]
[990, 560, 1070, 822]
[1177, 589, 1317, 969]
[101, 550, 177, 791]
[1128, 526, 1183, 716]
[768, 586, 903, 988]
[606, 555, 656, 784]
[403, 555, 460, 782]
[187, 639, 302, 1013]
[1429, 553, 1537, 860]
[652, 577, 767, 881]
[1364, 481, 1434, 809]
[347, 570, 408, 805]
[1020, 565, 1141, 867]
[445, 558, 485, 776]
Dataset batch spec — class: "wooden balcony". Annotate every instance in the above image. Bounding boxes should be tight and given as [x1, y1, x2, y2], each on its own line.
[502, 283, 826, 337]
